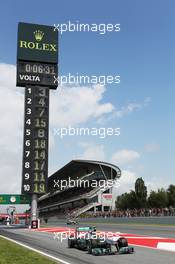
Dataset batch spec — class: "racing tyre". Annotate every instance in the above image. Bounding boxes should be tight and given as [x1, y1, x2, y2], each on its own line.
[87, 243, 92, 254]
[118, 237, 128, 248]
[68, 238, 75, 248]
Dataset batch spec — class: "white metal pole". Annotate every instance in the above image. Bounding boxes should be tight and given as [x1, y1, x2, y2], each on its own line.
[31, 194, 38, 221]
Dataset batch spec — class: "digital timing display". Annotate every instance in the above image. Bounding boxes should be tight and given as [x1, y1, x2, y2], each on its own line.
[17, 61, 58, 88]
[24, 62, 56, 74]
[22, 86, 49, 194]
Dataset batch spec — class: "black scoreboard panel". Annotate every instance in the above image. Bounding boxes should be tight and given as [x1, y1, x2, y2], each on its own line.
[17, 23, 58, 196]
[17, 61, 58, 89]
[22, 86, 49, 194]
[17, 22, 58, 63]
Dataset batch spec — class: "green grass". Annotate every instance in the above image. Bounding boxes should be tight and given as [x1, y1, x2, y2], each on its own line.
[0, 237, 59, 264]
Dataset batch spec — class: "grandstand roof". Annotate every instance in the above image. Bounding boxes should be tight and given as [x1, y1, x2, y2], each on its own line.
[47, 159, 121, 193]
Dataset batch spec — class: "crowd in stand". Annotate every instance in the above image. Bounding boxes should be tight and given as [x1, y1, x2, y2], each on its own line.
[83, 207, 175, 218]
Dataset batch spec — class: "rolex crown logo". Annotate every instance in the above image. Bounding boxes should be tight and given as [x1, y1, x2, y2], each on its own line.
[34, 30, 44, 41]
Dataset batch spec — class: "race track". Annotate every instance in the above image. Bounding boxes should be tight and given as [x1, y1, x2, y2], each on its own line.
[0, 222, 175, 264]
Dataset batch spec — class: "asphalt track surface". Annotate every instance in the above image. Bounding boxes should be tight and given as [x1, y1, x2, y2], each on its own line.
[83, 221, 175, 238]
[0, 223, 175, 264]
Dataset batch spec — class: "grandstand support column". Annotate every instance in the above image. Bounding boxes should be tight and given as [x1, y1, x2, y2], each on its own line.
[110, 187, 114, 211]
[31, 194, 38, 221]
[102, 205, 104, 212]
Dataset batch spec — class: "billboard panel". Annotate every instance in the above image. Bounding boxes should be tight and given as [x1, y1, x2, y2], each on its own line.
[0, 194, 31, 204]
[101, 193, 113, 206]
[17, 22, 58, 89]
[17, 22, 58, 63]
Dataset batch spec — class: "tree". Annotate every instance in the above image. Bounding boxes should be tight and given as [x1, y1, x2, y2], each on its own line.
[148, 188, 168, 208]
[115, 190, 137, 210]
[116, 192, 130, 210]
[135, 178, 147, 208]
[167, 185, 175, 207]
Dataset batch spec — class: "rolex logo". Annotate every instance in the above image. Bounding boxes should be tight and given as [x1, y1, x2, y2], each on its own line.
[19, 29, 57, 52]
[34, 30, 44, 41]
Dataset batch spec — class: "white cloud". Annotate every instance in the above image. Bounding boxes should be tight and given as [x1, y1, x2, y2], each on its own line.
[114, 171, 172, 197]
[0, 63, 24, 194]
[78, 142, 105, 161]
[0, 63, 17, 88]
[114, 97, 151, 118]
[145, 143, 160, 152]
[111, 149, 140, 166]
[146, 177, 172, 193]
[50, 84, 114, 127]
[98, 97, 151, 123]
[113, 170, 137, 195]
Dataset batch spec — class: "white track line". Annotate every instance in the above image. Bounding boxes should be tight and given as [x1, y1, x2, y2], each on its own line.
[130, 243, 175, 253]
[157, 242, 175, 252]
[0, 235, 71, 264]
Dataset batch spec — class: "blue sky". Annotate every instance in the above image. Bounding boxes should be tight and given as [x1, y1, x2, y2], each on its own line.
[0, 0, 175, 195]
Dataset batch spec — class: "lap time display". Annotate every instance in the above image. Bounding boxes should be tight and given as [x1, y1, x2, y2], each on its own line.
[24, 63, 56, 74]
[17, 61, 58, 89]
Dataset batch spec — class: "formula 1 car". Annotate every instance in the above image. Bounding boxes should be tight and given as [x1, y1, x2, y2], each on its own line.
[66, 218, 78, 225]
[68, 226, 134, 256]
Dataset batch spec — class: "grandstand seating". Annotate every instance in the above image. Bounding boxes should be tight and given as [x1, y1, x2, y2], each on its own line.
[38, 160, 121, 219]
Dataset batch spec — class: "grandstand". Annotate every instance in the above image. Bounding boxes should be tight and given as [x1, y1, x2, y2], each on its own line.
[38, 160, 121, 220]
